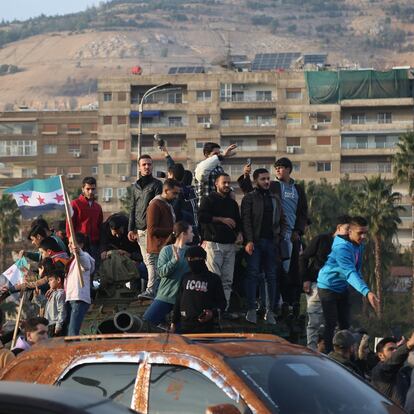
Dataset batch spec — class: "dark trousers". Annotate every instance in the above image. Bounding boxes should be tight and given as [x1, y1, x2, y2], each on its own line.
[318, 288, 350, 353]
[280, 239, 302, 306]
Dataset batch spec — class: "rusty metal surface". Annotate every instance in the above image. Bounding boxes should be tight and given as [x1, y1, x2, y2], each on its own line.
[0, 333, 311, 413]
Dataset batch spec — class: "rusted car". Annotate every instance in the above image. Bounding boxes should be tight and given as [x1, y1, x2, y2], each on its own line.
[0, 333, 405, 414]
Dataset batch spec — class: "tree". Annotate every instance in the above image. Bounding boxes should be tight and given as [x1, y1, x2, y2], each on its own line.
[0, 194, 21, 270]
[351, 176, 403, 319]
[393, 132, 414, 310]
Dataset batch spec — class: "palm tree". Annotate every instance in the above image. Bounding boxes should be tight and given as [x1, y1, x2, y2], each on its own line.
[351, 176, 403, 319]
[393, 131, 414, 310]
[0, 194, 21, 270]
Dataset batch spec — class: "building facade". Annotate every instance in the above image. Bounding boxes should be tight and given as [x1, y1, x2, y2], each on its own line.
[0, 110, 99, 192]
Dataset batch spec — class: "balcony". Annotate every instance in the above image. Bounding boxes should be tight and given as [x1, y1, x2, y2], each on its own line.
[220, 92, 276, 109]
[341, 162, 392, 179]
[220, 119, 276, 135]
[221, 143, 277, 157]
[130, 119, 188, 132]
[341, 118, 413, 132]
[340, 98, 414, 107]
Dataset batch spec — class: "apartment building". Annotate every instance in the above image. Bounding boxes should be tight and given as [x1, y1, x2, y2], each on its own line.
[0, 110, 98, 192]
[98, 69, 413, 246]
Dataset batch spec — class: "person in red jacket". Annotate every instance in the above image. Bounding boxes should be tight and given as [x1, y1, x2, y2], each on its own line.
[66, 177, 103, 269]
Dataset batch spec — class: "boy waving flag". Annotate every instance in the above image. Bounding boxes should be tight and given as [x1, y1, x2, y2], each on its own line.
[4, 176, 65, 219]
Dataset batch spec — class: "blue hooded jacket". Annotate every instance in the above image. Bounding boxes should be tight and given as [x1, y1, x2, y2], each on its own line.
[317, 235, 370, 296]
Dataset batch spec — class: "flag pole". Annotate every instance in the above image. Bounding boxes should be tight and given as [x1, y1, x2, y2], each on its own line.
[59, 175, 84, 288]
[11, 290, 25, 349]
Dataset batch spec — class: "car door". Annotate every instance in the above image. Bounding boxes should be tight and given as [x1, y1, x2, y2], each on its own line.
[56, 353, 143, 412]
[142, 353, 251, 414]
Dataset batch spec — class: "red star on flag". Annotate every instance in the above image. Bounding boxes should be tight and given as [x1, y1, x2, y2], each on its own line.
[37, 195, 45, 205]
[19, 194, 30, 203]
[54, 193, 64, 203]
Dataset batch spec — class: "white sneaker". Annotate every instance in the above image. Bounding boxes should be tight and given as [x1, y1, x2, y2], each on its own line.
[264, 310, 277, 325]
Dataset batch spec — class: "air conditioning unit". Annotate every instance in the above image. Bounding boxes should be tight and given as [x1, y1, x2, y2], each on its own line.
[67, 173, 75, 179]
[120, 175, 128, 182]
[203, 123, 212, 129]
[286, 146, 295, 154]
[73, 152, 81, 158]
[311, 124, 319, 130]
[309, 112, 317, 118]
[103, 196, 111, 202]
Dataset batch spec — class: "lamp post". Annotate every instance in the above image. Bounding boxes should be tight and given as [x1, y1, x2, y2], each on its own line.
[137, 82, 174, 163]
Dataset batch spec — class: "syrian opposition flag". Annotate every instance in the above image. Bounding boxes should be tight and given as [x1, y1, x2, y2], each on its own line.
[4, 176, 65, 219]
[1, 257, 28, 287]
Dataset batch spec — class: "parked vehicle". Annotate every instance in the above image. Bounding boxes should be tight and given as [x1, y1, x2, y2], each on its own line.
[0, 333, 405, 414]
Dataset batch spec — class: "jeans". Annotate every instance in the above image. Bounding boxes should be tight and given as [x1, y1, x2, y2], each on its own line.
[66, 300, 90, 336]
[305, 282, 324, 350]
[245, 239, 278, 311]
[205, 241, 236, 309]
[138, 230, 159, 293]
[143, 299, 173, 325]
[318, 288, 350, 353]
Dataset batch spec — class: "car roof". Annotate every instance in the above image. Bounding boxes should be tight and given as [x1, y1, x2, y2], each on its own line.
[0, 381, 135, 413]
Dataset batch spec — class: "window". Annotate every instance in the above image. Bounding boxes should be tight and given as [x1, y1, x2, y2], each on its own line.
[44, 144, 57, 154]
[67, 124, 81, 133]
[117, 116, 127, 125]
[103, 140, 111, 150]
[256, 90, 272, 101]
[148, 365, 246, 414]
[67, 166, 81, 175]
[168, 117, 183, 127]
[257, 115, 274, 126]
[196, 90, 211, 101]
[317, 161, 332, 172]
[68, 144, 80, 155]
[117, 140, 126, 150]
[103, 188, 113, 198]
[91, 143, 99, 152]
[103, 92, 112, 102]
[351, 113, 366, 124]
[286, 137, 301, 147]
[286, 88, 302, 99]
[103, 116, 112, 125]
[166, 138, 182, 148]
[0, 140, 37, 156]
[292, 162, 300, 172]
[103, 164, 112, 175]
[117, 188, 128, 199]
[286, 113, 301, 125]
[58, 362, 137, 408]
[42, 124, 58, 134]
[0, 122, 37, 135]
[117, 164, 128, 175]
[197, 115, 211, 124]
[317, 136, 331, 145]
[167, 92, 182, 104]
[118, 92, 127, 101]
[44, 167, 58, 175]
[195, 141, 205, 149]
[317, 112, 331, 124]
[91, 166, 98, 175]
[378, 112, 392, 124]
[257, 138, 272, 147]
[22, 168, 37, 178]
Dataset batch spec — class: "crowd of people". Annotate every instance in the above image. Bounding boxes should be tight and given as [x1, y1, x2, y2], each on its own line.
[1, 140, 413, 409]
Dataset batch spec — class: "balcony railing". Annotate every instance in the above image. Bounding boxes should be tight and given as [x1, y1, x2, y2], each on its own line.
[341, 141, 398, 149]
[341, 119, 413, 126]
[221, 144, 277, 152]
[131, 120, 187, 128]
[220, 120, 276, 128]
[220, 94, 276, 103]
[341, 163, 391, 174]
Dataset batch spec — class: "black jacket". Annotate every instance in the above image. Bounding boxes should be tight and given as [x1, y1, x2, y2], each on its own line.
[328, 351, 364, 378]
[172, 270, 226, 331]
[299, 232, 334, 283]
[198, 192, 241, 243]
[372, 343, 411, 405]
[238, 174, 308, 235]
[241, 188, 287, 245]
[128, 176, 162, 232]
[100, 214, 141, 260]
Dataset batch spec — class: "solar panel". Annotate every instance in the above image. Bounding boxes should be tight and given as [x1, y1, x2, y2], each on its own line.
[230, 55, 248, 62]
[251, 53, 301, 71]
[303, 53, 327, 65]
[167, 66, 205, 74]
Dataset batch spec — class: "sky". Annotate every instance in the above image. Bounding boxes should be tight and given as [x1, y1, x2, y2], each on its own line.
[2, 0, 105, 21]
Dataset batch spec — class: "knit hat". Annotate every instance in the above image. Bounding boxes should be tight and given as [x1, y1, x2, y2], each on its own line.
[185, 246, 207, 260]
[274, 157, 293, 172]
[333, 330, 355, 349]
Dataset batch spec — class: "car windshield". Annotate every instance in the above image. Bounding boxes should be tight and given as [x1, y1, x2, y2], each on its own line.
[227, 354, 405, 414]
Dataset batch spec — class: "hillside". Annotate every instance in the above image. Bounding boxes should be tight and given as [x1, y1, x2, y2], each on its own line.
[0, 0, 414, 110]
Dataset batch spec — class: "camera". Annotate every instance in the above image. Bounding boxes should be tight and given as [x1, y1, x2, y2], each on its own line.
[154, 133, 165, 148]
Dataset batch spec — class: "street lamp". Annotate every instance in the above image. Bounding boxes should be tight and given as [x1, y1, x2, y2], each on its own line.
[136, 82, 180, 162]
